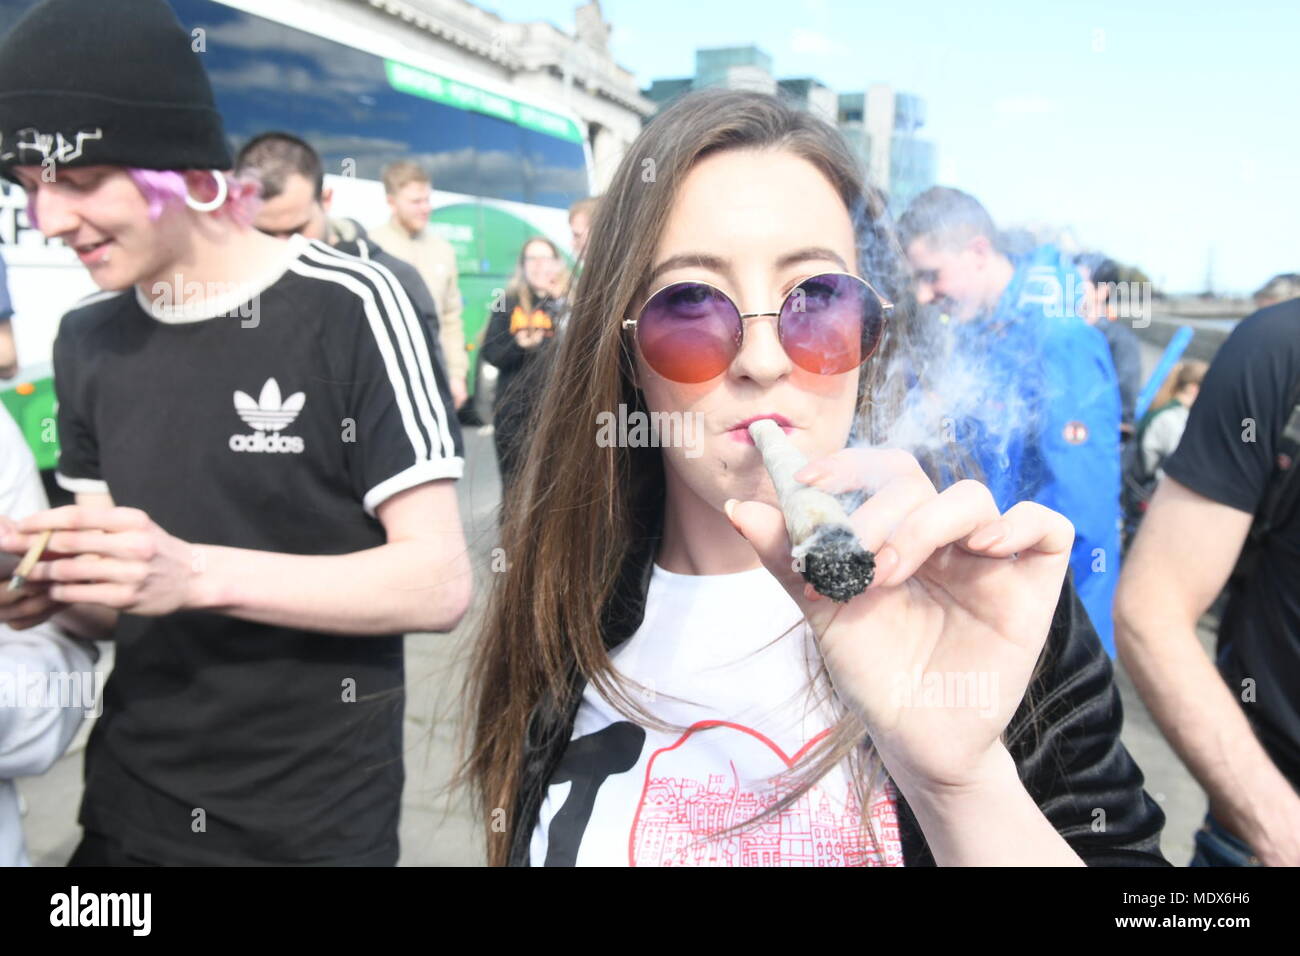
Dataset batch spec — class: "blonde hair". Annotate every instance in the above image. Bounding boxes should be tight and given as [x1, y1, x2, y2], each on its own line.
[1150, 359, 1208, 410]
[381, 160, 430, 196]
[568, 196, 599, 222]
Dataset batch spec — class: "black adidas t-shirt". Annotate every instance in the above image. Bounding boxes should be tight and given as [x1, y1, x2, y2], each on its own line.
[52, 235, 464, 864]
[1163, 300, 1300, 789]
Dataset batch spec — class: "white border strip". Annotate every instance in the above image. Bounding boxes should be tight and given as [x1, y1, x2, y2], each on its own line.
[301, 241, 456, 459]
[363, 457, 463, 516]
[54, 473, 110, 495]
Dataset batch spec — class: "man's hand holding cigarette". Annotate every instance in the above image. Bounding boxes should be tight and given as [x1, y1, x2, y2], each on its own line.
[0, 484, 471, 638]
[0, 506, 197, 618]
[725, 443, 1076, 816]
[0, 515, 61, 630]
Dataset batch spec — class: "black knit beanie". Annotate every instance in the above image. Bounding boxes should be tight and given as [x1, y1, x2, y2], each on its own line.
[0, 0, 233, 182]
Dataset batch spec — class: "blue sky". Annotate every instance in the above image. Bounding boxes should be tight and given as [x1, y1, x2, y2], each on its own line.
[491, 0, 1299, 294]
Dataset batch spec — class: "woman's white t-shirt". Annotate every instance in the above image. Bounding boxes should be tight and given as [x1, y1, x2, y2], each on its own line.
[529, 563, 903, 867]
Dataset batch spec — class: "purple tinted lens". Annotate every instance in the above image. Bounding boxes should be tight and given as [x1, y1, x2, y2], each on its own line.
[779, 273, 882, 374]
[637, 282, 741, 383]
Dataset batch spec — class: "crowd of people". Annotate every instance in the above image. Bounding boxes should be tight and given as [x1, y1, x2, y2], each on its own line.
[0, 0, 1297, 869]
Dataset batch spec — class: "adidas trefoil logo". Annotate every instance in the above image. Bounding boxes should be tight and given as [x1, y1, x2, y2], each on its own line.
[228, 378, 306, 454]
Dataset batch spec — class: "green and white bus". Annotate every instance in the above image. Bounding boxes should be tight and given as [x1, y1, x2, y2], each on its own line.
[0, 0, 592, 468]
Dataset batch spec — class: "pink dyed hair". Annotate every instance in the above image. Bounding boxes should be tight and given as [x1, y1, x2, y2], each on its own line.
[26, 167, 263, 229]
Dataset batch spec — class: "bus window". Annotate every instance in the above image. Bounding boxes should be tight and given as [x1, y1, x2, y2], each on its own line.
[471, 112, 528, 206]
[387, 97, 478, 197]
[0, 0, 36, 27]
[522, 129, 588, 210]
[173, 0, 469, 197]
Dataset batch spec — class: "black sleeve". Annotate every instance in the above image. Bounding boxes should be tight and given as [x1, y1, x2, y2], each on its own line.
[895, 578, 1168, 866]
[51, 315, 108, 497]
[480, 294, 530, 372]
[1004, 577, 1170, 866]
[378, 251, 443, 355]
[329, 254, 464, 516]
[1163, 304, 1300, 514]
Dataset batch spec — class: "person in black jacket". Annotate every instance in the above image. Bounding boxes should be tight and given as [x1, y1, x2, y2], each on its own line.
[464, 88, 1167, 867]
[479, 237, 570, 494]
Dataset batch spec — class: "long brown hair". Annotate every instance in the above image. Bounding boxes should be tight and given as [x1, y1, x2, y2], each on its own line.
[506, 236, 572, 314]
[463, 88, 1022, 865]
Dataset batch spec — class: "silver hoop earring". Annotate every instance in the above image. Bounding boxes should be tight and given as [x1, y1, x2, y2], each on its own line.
[185, 171, 229, 212]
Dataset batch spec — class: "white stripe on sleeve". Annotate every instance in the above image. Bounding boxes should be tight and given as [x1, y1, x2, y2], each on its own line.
[298, 241, 456, 460]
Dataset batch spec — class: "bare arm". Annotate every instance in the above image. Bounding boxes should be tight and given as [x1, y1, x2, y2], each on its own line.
[900, 744, 1085, 866]
[17, 482, 472, 637]
[193, 480, 471, 634]
[1114, 476, 1300, 863]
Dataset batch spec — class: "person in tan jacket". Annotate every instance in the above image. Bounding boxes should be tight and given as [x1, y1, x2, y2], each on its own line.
[372, 161, 468, 409]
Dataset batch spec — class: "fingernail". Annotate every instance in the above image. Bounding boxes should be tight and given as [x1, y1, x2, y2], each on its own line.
[723, 498, 744, 534]
[968, 521, 1008, 550]
[872, 545, 899, 587]
[794, 466, 824, 483]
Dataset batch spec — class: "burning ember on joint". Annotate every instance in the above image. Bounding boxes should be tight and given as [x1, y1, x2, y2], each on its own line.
[747, 418, 875, 603]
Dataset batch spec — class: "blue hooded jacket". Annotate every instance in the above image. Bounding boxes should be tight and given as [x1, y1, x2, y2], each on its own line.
[952, 245, 1122, 654]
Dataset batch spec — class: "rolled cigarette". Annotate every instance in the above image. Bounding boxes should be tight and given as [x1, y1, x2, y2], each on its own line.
[6, 529, 53, 591]
[748, 419, 874, 602]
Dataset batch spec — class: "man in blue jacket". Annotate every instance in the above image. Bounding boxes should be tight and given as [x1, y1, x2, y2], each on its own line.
[900, 187, 1123, 654]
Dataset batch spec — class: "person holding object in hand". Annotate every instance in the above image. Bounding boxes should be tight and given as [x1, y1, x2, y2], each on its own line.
[464, 88, 1167, 867]
[480, 236, 572, 495]
[0, 404, 100, 868]
[0, 0, 469, 866]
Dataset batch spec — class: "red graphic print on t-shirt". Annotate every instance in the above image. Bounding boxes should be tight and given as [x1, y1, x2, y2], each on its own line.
[629, 720, 903, 866]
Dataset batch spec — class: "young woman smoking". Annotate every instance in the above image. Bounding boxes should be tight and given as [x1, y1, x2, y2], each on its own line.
[465, 88, 1167, 868]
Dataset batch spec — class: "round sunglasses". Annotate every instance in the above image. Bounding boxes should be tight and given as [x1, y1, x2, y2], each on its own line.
[623, 272, 892, 383]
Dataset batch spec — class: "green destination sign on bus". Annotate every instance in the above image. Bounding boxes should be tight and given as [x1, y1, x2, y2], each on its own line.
[384, 59, 584, 144]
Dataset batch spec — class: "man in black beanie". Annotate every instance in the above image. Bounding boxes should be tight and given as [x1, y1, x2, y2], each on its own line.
[0, 0, 233, 175]
[0, 0, 471, 866]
